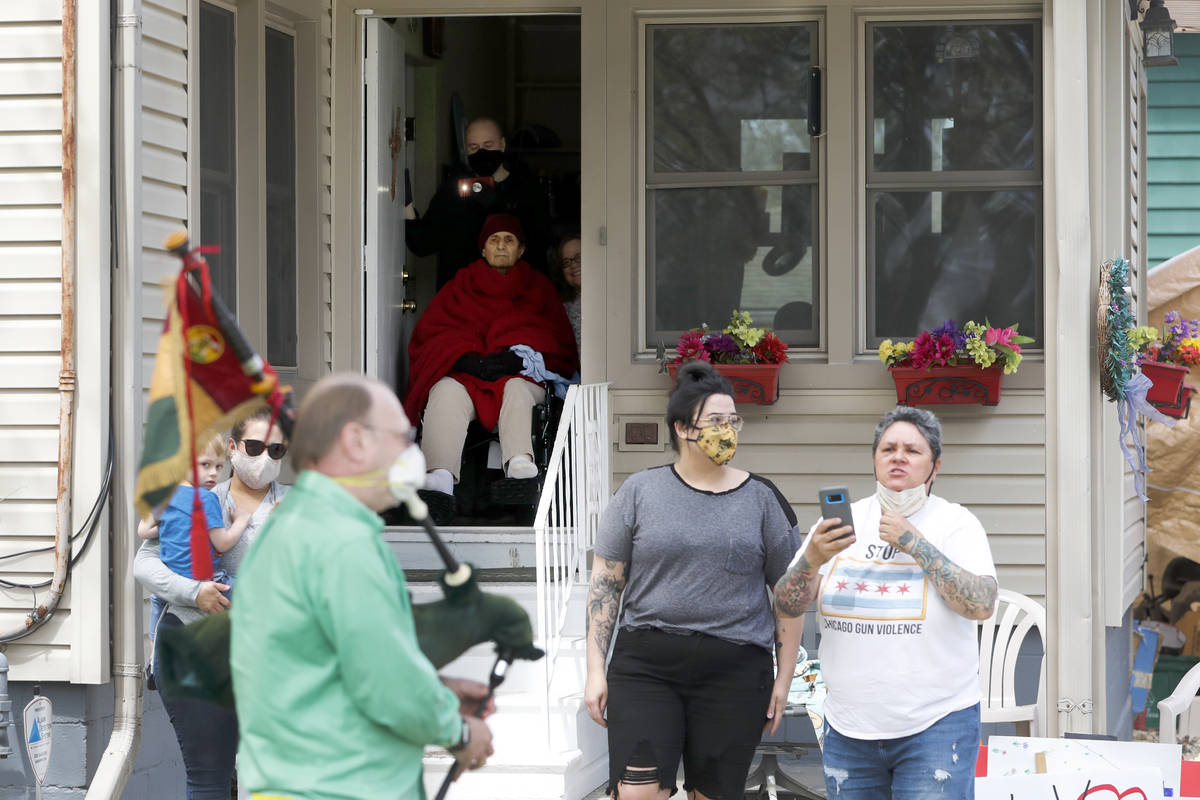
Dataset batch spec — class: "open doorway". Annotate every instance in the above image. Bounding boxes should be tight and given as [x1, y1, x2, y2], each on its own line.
[364, 14, 582, 526]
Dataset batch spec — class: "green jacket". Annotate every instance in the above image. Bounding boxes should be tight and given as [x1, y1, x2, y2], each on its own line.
[231, 470, 462, 800]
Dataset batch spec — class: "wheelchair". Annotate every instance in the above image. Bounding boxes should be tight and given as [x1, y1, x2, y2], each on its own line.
[384, 384, 563, 527]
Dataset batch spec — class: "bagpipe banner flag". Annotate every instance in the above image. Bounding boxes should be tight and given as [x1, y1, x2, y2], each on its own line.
[134, 231, 294, 579]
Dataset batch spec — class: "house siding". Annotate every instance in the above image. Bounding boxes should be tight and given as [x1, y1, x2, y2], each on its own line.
[611, 389, 1048, 604]
[1147, 33, 1200, 268]
[141, 0, 190, 400]
[0, 2, 77, 680]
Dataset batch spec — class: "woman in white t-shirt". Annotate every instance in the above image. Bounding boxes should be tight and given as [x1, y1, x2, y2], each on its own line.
[774, 406, 998, 799]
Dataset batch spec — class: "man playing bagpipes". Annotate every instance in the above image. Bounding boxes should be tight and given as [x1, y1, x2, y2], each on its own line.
[140, 234, 545, 800]
[230, 374, 495, 799]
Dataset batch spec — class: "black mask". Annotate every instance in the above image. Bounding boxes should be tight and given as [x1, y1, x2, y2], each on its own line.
[467, 148, 506, 177]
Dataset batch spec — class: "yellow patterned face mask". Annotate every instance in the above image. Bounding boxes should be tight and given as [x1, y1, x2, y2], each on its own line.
[691, 424, 738, 465]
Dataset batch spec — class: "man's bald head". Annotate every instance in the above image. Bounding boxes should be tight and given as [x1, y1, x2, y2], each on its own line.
[465, 118, 505, 153]
[289, 374, 384, 471]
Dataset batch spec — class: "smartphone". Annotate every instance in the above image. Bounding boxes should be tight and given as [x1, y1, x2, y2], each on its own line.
[818, 486, 855, 541]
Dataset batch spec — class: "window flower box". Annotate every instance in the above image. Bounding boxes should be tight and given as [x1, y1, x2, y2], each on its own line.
[888, 364, 1004, 406]
[879, 319, 1032, 407]
[666, 361, 782, 405]
[1141, 360, 1190, 408]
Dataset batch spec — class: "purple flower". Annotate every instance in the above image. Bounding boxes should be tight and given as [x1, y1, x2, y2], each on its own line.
[930, 320, 966, 351]
[704, 333, 739, 358]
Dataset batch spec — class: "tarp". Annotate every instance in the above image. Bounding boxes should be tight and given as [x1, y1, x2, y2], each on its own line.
[1146, 244, 1200, 585]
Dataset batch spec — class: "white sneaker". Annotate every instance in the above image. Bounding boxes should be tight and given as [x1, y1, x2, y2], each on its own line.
[505, 455, 538, 480]
[424, 468, 454, 496]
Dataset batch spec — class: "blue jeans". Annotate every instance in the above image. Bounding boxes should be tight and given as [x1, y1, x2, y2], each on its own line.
[822, 703, 980, 799]
[155, 613, 239, 800]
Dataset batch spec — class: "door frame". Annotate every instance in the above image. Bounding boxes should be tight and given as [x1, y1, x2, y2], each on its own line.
[331, 0, 607, 382]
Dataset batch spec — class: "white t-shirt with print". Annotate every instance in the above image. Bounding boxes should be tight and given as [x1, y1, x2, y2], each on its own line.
[792, 493, 997, 739]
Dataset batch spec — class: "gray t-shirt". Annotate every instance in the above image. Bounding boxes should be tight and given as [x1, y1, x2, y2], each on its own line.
[594, 465, 800, 651]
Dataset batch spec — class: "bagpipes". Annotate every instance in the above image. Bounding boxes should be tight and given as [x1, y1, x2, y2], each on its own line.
[140, 233, 543, 794]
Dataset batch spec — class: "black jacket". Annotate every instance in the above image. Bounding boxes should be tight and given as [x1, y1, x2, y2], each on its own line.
[406, 161, 552, 289]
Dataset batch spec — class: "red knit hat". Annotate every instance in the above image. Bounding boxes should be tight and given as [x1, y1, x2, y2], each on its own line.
[478, 213, 525, 250]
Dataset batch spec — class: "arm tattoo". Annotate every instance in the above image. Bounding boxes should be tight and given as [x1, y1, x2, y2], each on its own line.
[586, 557, 628, 657]
[773, 555, 821, 617]
[902, 530, 998, 620]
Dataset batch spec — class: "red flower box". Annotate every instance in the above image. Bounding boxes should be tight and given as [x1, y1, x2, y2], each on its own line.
[666, 362, 782, 405]
[889, 364, 1004, 406]
[1155, 385, 1194, 420]
[1142, 361, 1190, 406]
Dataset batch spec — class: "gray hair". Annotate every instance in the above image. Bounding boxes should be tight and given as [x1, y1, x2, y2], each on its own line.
[872, 406, 943, 462]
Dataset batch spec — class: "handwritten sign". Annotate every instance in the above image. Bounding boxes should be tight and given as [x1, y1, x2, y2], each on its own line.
[977, 768, 1165, 800]
[985, 737, 1182, 799]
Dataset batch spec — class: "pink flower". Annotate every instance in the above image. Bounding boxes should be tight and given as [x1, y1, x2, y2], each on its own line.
[985, 326, 1016, 348]
[673, 329, 711, 363]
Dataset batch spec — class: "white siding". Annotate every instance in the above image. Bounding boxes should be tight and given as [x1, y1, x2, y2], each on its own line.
[611, 389, 1048, 604]
[0, 3, 71, 679]
[141, 0, 190, 399]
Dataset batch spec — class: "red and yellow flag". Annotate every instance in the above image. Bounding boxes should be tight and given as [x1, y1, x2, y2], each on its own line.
[134, 232, 292, 578]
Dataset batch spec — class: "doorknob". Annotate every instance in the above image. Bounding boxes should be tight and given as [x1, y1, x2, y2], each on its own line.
[401, 299, 417, 312]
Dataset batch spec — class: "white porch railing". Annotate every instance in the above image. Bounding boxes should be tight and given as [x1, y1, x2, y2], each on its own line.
[533, 382, 610, 737]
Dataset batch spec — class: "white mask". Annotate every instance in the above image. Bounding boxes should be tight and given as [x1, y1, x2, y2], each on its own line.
[386, 443, 427, 505]
[231, 449, 282, 490]
[334, 443, 427, 509]
[875, 481, 929, 517]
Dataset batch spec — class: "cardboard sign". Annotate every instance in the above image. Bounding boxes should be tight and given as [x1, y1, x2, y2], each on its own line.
[977, 768, 1165, 799]
[986, 736, 1182, 799]
[23, 696, 52, 785]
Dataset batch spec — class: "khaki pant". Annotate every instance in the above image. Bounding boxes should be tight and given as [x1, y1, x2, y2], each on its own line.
[421, 376, 545, 481]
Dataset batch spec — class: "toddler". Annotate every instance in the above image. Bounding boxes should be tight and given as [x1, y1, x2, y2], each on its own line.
[138, 432, 247, 638]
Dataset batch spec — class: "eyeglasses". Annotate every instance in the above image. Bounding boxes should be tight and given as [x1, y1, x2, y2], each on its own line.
[363, 424, 418, 444]
[694, 414, 744, 431]
[561, 255, 582, 267]
[241, 439, 288, 460]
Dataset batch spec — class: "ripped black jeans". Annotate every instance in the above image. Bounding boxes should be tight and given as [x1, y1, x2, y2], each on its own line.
[604, 627, 773, 799]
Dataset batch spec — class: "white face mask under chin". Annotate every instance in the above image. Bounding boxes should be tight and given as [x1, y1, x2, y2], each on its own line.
[231, 449, 282, 490]
[875, 481, 929, 517]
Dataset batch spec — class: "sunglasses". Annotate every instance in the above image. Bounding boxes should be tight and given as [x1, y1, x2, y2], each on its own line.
[241, 439, 288, 460]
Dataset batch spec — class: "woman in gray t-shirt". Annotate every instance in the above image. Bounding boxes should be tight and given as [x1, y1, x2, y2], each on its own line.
[584, 361, 802, 800]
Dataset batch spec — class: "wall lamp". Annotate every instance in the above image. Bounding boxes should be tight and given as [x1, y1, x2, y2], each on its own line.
[1130, 0, 1180, 67]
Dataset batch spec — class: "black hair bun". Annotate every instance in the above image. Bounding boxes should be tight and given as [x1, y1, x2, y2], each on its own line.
[677, 360, 717, 383]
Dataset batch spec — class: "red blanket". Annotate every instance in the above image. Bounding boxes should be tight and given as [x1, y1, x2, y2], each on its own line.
[404, 259, 579, 430]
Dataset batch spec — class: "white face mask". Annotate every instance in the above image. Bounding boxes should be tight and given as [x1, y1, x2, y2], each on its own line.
[875, 481, 930, 517]
[334, 443, 427, 509]
[386, 443, 427, 505]
[231, 449, 282, 490]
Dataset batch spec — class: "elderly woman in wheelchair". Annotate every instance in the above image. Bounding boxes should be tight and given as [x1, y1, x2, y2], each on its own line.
[402, 213, 578, 524]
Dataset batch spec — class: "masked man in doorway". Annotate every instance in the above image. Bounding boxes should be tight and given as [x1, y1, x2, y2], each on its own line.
[403, 213, 578, 524]
[230, 374, 495, 800]
[405, 116, 553, 288]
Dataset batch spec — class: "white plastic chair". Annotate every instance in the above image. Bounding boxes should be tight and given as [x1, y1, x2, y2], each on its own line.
[1158, 660, 1200, 743]
[978, 588, 1047, 736]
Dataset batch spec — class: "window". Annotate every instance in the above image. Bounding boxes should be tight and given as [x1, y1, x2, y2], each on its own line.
[645, 22, 819, 349]
[866, 22, 1042, 345]
[199, 2, 237, 306]
[265, 26, 297, 368]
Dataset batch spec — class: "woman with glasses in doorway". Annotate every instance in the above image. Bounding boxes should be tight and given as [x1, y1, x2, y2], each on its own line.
[584, 361, 802, 800]
[553, 233, 583, 352]
[133, 406, 290, 799]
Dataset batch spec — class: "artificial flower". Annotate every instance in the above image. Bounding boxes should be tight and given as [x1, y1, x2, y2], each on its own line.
[668, 310, 788, 366]
[883, 319, 1033, 375]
